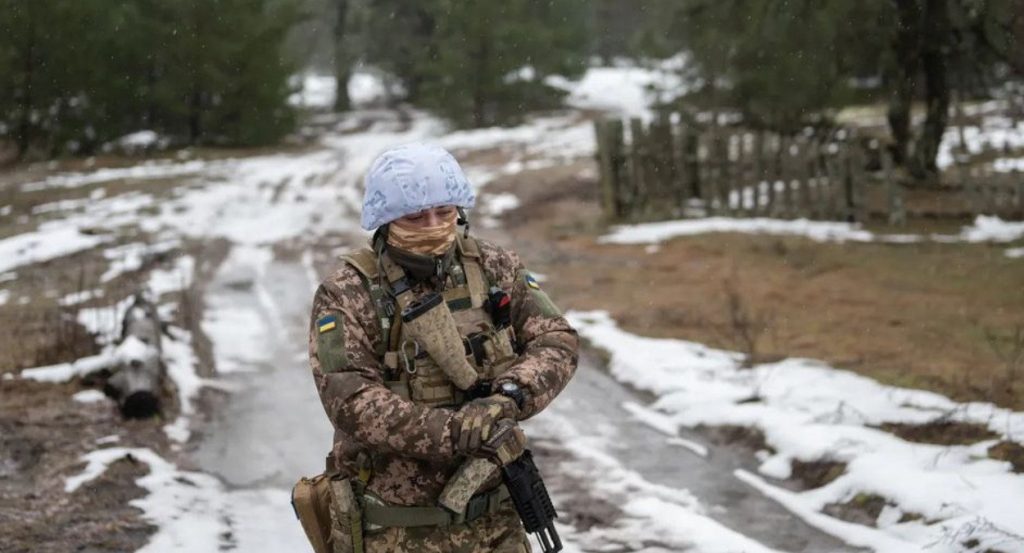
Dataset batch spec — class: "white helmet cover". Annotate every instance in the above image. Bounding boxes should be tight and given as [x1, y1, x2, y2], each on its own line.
[360, 143, 476, 230]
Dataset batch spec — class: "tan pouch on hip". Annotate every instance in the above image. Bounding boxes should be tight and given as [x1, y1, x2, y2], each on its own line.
[292, 473, 364, 553]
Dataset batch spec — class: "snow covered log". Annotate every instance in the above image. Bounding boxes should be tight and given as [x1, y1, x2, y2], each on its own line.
[103, 295, 165, 418]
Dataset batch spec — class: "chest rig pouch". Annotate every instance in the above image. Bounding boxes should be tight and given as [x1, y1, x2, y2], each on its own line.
[339, 235, 518, 408]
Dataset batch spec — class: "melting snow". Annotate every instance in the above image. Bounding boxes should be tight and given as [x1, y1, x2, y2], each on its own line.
[600, 215, 1024, 246]
[569, 310, 1024, 553]
[72, 389, 107, 403]
[63, 447, 308, 552]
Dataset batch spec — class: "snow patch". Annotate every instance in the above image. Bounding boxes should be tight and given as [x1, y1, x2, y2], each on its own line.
[937, 117, 1024, 169]
[600, 215, 1024, 246]
[161, 326, 204, 444]
[72, 389, 107, 403]
[148, 255, 195, 297]
[547, 57, 692, 118]
[0, 226, 111, 274]
[569, 310, 1024, 552]
[59, 288, 104, 306]
[63, 447, 308, 552]
[201, 245, 275, 374]
[529, 408, 781, 553]
[21, 160, 207, 192]
[20, 353, 117, 383]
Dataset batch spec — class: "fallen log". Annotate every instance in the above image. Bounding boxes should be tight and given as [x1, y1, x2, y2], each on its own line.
[103, 295, 165, 418]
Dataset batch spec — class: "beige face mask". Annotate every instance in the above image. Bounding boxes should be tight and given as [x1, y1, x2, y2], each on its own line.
[387, 210, 458, 256]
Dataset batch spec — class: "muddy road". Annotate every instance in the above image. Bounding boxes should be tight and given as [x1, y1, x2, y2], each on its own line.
[189, 245, 856, 552]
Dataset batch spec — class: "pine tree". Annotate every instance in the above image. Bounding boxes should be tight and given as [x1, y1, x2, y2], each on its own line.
[0, 0, 301, 159]
[413, 0, 590, 127]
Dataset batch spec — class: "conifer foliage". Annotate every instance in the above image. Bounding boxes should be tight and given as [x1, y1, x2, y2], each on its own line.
[0, 0, 300, 159]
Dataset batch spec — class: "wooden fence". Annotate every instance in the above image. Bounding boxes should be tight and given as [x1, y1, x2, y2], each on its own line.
[594, 117, 1024, 224]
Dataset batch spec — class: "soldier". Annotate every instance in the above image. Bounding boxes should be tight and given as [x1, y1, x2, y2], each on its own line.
[307, 143, 579, 553]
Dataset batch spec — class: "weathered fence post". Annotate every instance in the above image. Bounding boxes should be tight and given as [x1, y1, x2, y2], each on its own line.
[628, 118, 648, 220]
[752, 132, 765, 216]
[595, 120, 622, 220]
[649, 116, 676, 219]
[1016, 175, 1024, 219]
[881, 149, 906, 226]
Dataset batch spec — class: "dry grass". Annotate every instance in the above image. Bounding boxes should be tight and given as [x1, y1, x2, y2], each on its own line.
[485, 162, 1024, 411]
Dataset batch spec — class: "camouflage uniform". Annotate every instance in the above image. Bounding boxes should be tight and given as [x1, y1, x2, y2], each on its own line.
[308, 238, 578, 552]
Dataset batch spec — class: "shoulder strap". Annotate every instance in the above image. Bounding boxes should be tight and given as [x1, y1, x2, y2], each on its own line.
[338, 248, 391, 356]
[339, 248, 380, 280]
[457, 235, 490, 308]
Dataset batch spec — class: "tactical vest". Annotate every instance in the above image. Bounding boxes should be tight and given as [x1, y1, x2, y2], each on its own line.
[339, 235, 518, 407]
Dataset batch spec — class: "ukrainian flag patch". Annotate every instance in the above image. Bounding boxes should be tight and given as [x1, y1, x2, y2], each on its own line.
[525, 273, 541, 290]
[317, 315, 337, 334]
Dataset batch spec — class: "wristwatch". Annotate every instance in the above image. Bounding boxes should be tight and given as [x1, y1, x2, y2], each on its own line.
[497, 381, 525, 410]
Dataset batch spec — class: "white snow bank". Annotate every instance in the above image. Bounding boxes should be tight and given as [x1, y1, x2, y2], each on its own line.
[20, 160, 207, 192]
[959, 215, 1024, 242]
[106, 130, 170, 154]
[600, 215, 1024, 246]
[289, 74, 337, 109]
[59, 289, 104, 306]
[546, 56, 691, 118]
[938, 117, 1024, 170]
[148, 255, 195, 297]
[0, 226, 111, 274]
[993, 157, 1024, 172]
[20, 333, 156, 384]
[438, 114, 596, 161]
[289, 70, 400, 110]
[161, 326, 204, 444]
[601, 217, 874, 244]
[1007, 247, 1024, 258]
[72, 389, 107, 403]
[20, 352, 117, 383]
[101, 240, 181, 283]
[568, 310, 1024, 553]
[63, 447, 308, 552]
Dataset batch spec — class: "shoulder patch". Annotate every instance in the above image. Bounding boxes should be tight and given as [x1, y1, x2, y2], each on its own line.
[318, 315, 337, 333]
[316, 312, 348, 373]
[523, 271, 560, 317]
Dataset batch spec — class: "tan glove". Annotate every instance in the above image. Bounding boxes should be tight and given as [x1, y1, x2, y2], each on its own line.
[479, 418, 527, 466]
[451, 396, 519, 455]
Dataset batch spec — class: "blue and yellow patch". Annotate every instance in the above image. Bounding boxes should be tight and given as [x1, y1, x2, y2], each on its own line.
[525, 273, 541, 290]
[317, 315, 338, 334]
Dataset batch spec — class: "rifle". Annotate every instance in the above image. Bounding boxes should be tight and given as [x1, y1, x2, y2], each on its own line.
[440, 452, 561, 553]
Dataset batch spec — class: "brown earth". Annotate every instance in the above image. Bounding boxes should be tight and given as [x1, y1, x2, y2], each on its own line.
[480, 159, 1024, 411]
[2, 122, 1023, 550]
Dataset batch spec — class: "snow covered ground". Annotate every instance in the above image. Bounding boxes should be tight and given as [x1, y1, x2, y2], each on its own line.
[569, 311, 1024, 553]
[5, 64, 1024, 553]
[600, 215, 1024, 258]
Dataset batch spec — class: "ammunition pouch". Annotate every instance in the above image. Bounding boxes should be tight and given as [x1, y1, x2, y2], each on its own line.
[292, 474, 364, 553]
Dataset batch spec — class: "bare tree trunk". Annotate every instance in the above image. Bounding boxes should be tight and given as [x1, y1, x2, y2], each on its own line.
[188, 88, 202, 144]
[913, 0, 951, 180]
[886, 0, 921, 168]
[333, 0, 352, 112]
[15, 6, 37, 159]
[471, 29, 489, 127]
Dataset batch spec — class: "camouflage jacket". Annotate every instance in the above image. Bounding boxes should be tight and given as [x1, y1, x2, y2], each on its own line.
[308, 238, 579, 505]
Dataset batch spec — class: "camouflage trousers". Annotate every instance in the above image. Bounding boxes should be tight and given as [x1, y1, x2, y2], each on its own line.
[363, 501, 531, 553]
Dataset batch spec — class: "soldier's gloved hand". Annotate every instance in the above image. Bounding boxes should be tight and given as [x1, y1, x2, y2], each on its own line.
[479, 418, 527, 466]
[471, 394, 520, 420]
[451, 399, 507, 455]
